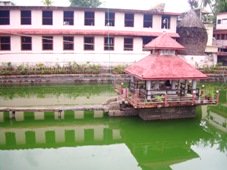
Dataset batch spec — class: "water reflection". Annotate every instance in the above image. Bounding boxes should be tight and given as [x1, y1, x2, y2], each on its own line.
[201, 105, 227, 133]
[0, 84, 227, 170]
[0, 84, 115, 106]
[0, 145, 141, 170]
[1, 116, 227, 170]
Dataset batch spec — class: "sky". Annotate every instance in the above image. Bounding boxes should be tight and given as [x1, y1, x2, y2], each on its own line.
[10, 0, 191, 13]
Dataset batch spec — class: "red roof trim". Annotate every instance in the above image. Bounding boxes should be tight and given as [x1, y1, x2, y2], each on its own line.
[0, 29, 179, 37]
[217, 12, 227, 16]
[214, 30, 227, 34]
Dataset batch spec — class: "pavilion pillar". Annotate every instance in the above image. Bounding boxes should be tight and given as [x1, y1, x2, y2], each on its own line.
[171, 81, 177, 94]
[192, 80, 197, 93]
[154, 81, 159, 90]
[146, 80, 152, 100]
[185, 80, 188, 94]
[171, 81, 176, 90]
[130, 76, 135, 90]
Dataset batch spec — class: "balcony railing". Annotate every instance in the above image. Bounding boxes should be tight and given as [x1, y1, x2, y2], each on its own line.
[116, 86, 218, 109]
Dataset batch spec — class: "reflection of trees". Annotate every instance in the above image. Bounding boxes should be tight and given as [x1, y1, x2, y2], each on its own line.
[193, 120, 227, 152]
[0, 84, 114, 99]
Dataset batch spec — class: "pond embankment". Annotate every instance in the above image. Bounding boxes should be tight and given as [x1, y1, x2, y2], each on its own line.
[0, 73, 226, 85]
[0, 74, 129, 85]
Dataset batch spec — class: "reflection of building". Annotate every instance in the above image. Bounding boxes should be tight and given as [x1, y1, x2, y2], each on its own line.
[0, 124, 121, 146]
[0, 5, 179, 65]
[202, 104, 227, 133]
[213, 12, 227, 65]
[0, 117, 215, 170]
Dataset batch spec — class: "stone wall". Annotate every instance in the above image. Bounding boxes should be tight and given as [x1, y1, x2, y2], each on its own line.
[0, 73, 225, 86]
[138, 106, 196, 120]
[0, 74, 130, 85]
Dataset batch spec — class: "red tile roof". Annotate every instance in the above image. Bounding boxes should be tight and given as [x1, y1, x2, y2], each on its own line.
[0, 29, 179, 37]
[144, 33, 185, 50]
[125, 55, 207, 80]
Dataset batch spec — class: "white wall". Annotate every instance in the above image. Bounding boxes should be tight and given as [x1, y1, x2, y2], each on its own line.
[0, 35, 148, 66]
[0, 8, 179, 66]
[4, 9, 177, 33]
[180, 54, 217, 67]
[216, 13, 227, 30]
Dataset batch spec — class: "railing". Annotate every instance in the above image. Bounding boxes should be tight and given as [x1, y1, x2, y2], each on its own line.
[118, 87, 218, 108]
[138, 88, 200, 99]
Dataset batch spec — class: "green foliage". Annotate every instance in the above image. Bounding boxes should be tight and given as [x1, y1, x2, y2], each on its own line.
[154, 95, 164, 102]
[208, 104, 227, 118]
[0, 62, 101, 75]
[70, 0, 102, 7]
[112, 65, 126, 74]
[42, 0, 53, 6]
[214, 0, 227, 14]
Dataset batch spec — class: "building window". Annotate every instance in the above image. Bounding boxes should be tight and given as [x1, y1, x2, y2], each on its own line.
[42, 10, 52, 25]
[216, 34, 220, 40]
[105, 12, 115, 26]
[0, 10, 10, 25]
[124, 37, 133, 51]
[84, 37, 94, 50]
[217, 19, 221, 24]
[161, 15, 170, 29]
[63, 11, 74, 25]
[21, 10, 31, 25]
[63, 36, 74, 50]
[0, 36, 10, 50]
[104, 37, 114, 51]
[142, 36, 153, 50]
[143, 14, 152, 28]
[42, 36, 53, 50]
[21, 36, 32, 50]
[125, 13, 134, 27]
[84, 11, 94, 26]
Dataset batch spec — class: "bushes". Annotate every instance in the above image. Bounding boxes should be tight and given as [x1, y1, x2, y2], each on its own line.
[112, 65, 126, 74]
[0, 62, 102, 75]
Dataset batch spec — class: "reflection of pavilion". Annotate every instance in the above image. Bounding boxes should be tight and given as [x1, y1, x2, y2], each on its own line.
[0, 118, 218, 170]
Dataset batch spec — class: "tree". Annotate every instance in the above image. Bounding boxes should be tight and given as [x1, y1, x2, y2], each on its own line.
[188, 0, 199, 9]
[199, 0, 227, 15]
[214, 0, 227, 14]
[42, 0, 53, 6]
[69, 0, 102, 8]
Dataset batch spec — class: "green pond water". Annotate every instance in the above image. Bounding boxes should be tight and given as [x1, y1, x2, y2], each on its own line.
[0, 84, 227, 170]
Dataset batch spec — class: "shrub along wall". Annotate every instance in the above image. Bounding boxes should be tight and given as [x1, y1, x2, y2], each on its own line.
[0, 62, 127, 75]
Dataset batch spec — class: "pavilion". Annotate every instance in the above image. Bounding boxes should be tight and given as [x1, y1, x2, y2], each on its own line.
[118, 33, 218, 120]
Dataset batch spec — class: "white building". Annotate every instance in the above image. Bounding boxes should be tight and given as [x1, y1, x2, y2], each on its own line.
[214, 12, 227, 65]
[0, 6, 179, 65]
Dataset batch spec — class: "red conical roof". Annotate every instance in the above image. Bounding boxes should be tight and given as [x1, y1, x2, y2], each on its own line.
[125, 55, 207, 80]
[144, 33, 185, 50]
